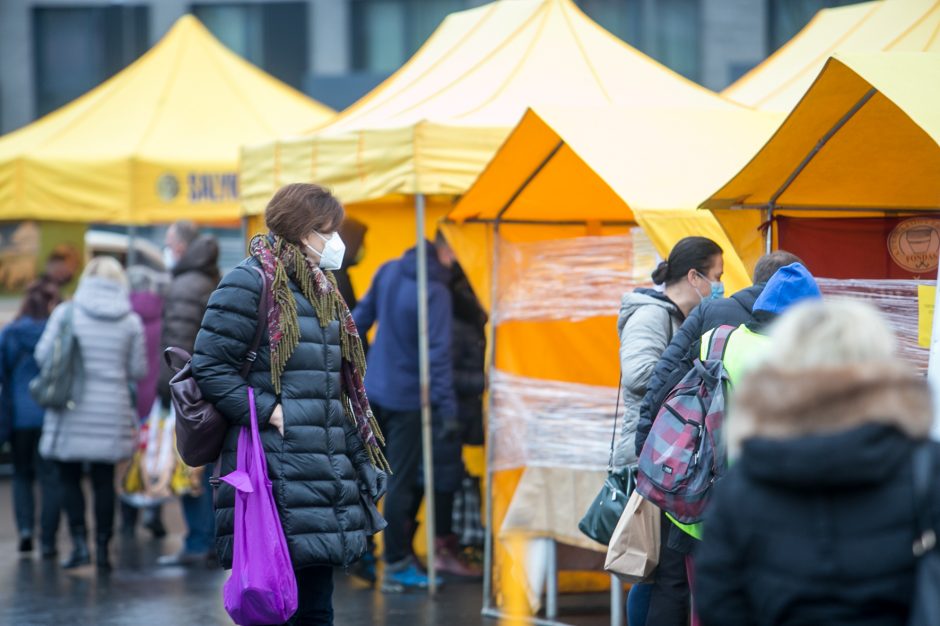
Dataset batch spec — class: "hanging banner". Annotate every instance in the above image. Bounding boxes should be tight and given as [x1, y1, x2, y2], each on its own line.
[920, 285, 936, 349]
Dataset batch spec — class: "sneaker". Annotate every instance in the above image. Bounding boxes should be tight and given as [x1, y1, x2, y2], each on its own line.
[381, 563, 443, 593]
[157, 551, 207, 567]
[18, 536, 33, 554]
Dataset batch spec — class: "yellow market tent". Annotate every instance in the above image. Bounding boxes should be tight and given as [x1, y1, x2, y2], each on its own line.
[441, 104, 782, 617]
[240, 0, 739, 295]
[722, 0, 940, 111]
[0, 15, 333, 225]
[703, 52, 940, 272]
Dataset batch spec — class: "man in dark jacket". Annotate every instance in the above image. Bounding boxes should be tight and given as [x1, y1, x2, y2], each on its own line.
[353, 234, 457, 592]
[157, 220, 220, 567]
[634, 250, 802, 458]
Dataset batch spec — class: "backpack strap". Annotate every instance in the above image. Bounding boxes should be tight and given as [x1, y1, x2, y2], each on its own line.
[705, 324, 737, 362]
[239, 266, 270, 379]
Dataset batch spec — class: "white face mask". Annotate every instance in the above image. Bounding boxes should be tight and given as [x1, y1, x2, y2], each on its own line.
[306, 232, 346, 271]
[162, 246, 177, 271]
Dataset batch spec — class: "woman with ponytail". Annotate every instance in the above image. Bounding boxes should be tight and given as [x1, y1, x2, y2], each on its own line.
[191, 183, 388, 625]
[614, 235, 723, 626]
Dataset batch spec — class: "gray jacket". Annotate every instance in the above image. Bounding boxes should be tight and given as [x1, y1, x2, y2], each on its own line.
[37, 277, 147, 463]
[613, 289, 681, 469]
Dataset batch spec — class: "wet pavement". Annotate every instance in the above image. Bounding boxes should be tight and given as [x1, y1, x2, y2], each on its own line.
[0, 478, 611, 625]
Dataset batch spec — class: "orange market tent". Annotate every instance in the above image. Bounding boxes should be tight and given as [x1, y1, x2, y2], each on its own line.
[0, 15, 333, 225]
[722, 0, 940, 111]
[703, 52, 940, 373]
[239, 0, 739, 296]
[704, 52, 940, 271]
[442, 103, 782, 617]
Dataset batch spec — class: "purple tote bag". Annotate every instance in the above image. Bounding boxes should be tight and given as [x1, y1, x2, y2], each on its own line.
[220, 387, 298, 625]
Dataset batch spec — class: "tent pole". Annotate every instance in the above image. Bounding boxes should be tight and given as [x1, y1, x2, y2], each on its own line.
[765, 206, 773, 255]
[610, 575, 624, 626]
[241, 216, 249, 253]
[127, 225, 138, 267]
[929, 264, 940, 440]
[482, 218, 501, 613]
[415, 192, 437, 595]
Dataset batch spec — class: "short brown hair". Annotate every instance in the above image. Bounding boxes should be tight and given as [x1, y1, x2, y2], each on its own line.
[265, 183, 345, 243]
[753, 250, 804, 284]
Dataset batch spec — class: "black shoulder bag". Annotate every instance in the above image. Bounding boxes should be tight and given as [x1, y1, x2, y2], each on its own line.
[578, 377, 636, 546]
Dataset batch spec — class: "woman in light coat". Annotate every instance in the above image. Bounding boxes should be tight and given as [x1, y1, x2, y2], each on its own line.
[614, 236, 723, 626]
[36, 256, 147, 571]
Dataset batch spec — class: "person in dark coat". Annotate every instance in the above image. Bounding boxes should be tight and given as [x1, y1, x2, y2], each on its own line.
[353, 232, 458, 591]
[333, 217, 367, 310]
[157, 221, 220, 564]
[0, 280, 62, 557]
[635, 250, 802, 458]
[192, 183, 387, 626]
[695, 299, 939, 626]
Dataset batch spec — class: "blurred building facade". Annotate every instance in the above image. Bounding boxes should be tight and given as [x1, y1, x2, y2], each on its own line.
[0, 0, 858, 135]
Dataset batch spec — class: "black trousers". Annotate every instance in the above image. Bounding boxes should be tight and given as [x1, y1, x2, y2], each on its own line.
[381, 407, 424, 565]
[283, 566, 333, 626]
[646, 512, 691, 626]
[57, 461, 115, 544]
[10, 429, 60, 545]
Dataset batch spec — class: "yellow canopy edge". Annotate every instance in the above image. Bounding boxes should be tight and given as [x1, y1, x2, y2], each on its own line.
[722, 0, 940, 111]
[0, 15, 333, 225]
[240, 0, 739, 216]
[446, 105, 785, 302]
[704, 52, 940, 271]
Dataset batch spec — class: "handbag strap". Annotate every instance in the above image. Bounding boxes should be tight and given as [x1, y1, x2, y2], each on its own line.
[238, 266, 270, 379]
[608, 371, 623, 471]
[913, 443, 937, 557]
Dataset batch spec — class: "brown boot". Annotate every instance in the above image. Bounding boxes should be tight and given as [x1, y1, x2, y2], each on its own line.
[434, 535, 483, 580]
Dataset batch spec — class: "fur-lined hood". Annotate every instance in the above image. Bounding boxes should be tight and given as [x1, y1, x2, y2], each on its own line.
[729, 362, 932, 458]
[730, 362, 932, 490]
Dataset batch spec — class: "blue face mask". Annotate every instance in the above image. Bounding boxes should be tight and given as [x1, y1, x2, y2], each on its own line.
[697, 272, 725, 301]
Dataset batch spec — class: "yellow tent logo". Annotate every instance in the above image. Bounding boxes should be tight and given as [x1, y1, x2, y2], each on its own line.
[156, 174, 181, 202]
[888, 218, 940, 273]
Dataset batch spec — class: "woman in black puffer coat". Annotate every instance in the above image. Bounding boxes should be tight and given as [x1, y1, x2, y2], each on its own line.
[192, 183, 388, 626]
[695, 300, 940, 626]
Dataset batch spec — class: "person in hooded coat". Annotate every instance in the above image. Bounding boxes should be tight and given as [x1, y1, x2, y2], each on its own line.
[0, 280, 62, 558]
[36, 257, 147, 571]
[614, 236, 723, 626]
[157, 221, 221, 564]
[695, 299, 940, 626]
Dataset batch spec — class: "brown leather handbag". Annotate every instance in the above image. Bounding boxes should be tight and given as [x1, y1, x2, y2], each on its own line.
[166, 267, 269, 467]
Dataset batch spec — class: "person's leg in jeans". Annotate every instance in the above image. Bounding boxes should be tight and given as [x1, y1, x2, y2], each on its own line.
[36, 445, 61, 557]
[383, 410, 423, 568]
[182, 464, 215, 554]
[11, 429, 39, 550]
[89, 462, 116, 570]
[646, 513, 690, 625]
[288, 566, 334, 626]
[57, 461, 91, 568]
[627, 582, 653, 626]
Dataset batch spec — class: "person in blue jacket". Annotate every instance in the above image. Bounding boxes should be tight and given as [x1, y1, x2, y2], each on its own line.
[0, 280, 62, 557]
[353, 232, 458, 592]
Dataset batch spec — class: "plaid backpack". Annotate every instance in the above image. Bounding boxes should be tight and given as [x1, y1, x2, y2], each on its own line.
[636, 325, 735, 524]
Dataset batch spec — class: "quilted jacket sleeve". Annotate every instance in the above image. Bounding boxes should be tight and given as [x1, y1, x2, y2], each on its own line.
[191, 265, 278, 428]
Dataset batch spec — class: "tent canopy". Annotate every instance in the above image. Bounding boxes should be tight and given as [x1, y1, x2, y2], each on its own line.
[723, 0, 940, 111]
[704, 52, 940, 270]
[446, 105, 784, 302]
[240, 0, 737, 215]
[0, 15, 333, 225]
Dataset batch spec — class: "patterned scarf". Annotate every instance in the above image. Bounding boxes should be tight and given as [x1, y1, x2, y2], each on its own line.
[250, 234, 389, 472]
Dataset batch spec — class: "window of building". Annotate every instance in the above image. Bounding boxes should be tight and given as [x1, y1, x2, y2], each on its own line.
[351, 0, 469, 74]
[577, 0, 701, 82]
[192, 2, 308, 90]
[33, 6, 150, 118]
[768, 0, 858, 52]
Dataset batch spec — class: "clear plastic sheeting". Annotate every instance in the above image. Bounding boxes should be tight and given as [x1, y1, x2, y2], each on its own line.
[490, 369, 617, 472]
[817, 278, 932, 372]
[495, 229, 658, 324]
